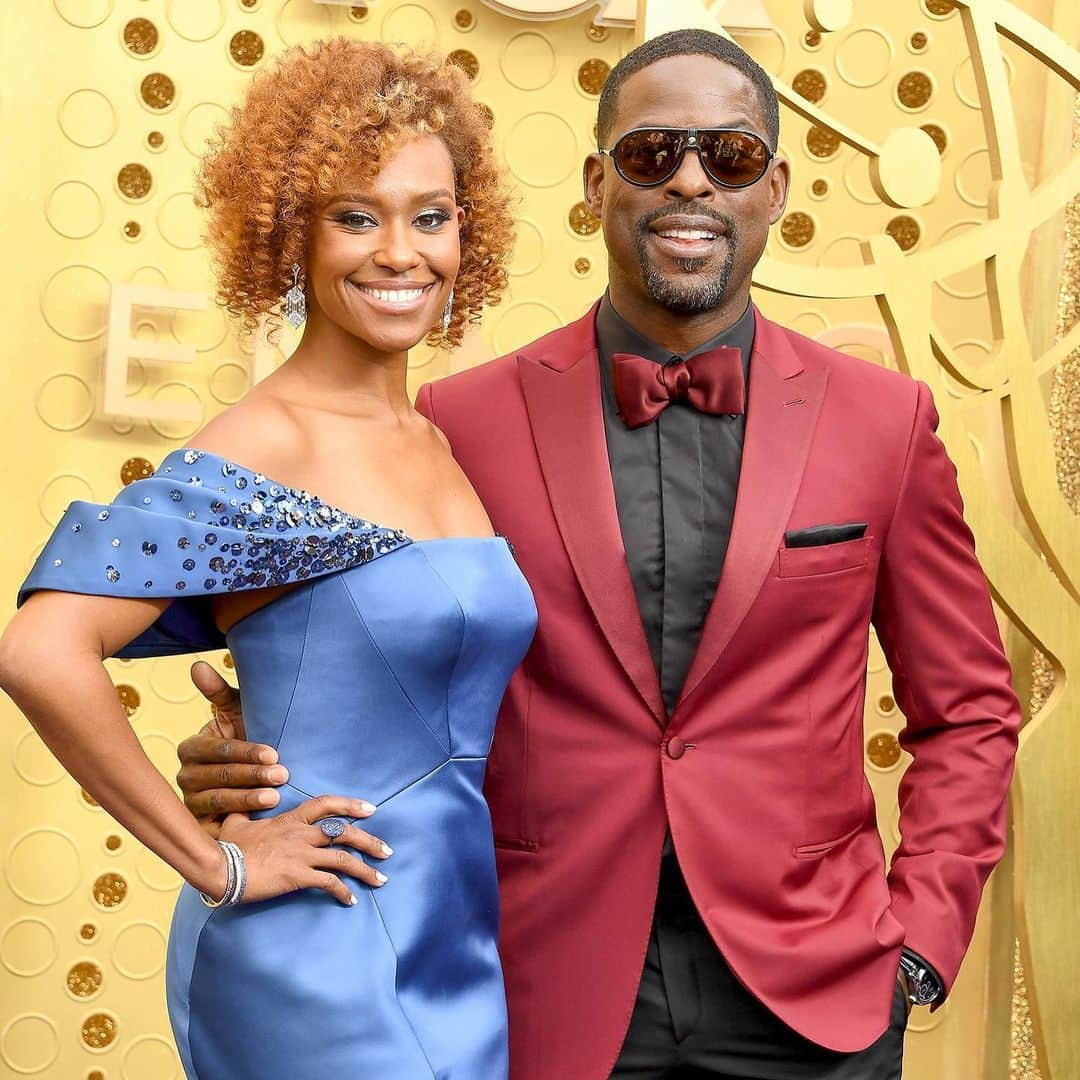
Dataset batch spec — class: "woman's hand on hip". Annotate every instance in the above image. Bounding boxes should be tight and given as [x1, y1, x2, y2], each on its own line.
[217, 794, 392, 906]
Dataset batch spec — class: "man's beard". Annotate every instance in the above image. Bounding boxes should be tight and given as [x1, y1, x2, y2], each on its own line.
[633, 203, 738, 314]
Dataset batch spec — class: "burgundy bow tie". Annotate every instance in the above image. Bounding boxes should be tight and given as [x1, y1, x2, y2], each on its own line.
[612, 347, 746, 429]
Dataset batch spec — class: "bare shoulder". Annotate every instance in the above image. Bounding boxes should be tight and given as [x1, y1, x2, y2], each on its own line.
[187, 391, 306, 476]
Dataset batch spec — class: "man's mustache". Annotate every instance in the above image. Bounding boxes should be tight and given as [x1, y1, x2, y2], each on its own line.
[635, 202, 737, 237]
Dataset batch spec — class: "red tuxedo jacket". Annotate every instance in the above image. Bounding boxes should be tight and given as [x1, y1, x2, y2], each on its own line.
[416, 303, 1020, 1078]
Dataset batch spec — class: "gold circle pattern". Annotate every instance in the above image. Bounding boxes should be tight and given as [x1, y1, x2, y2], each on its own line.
[81, 788, 99, 807]
[148, 130, 165, 149]
[116, 684, 141, 716]
[81, 1012, 118, 1049]
[123, 17, 158, 55]
[120, 457, 153, 485]
[67, 960, 103, 997]
[118, 164, 153, 200]
[574, 256, 591, 275]
[230, 30, 264, 66]
[568, 202, 600, 236]
[897, 70, 934, 109]
[455, 8, 474, 30]
[781, 212, 816, 248]
[867, 732, 902, 769]
[587, 21, 609, 42]
[92, 872, 128, 908]
[792, 69, 827, 103]
[80, 924, 98, 941]
[806, 125, 841, 159]
[812, 178, 829, 197]
[448, 49, 479, 80]
[921, 122, 948, 155]
[105, 835, 122, 852]
[577, 58, 610, 96]
[887, 215, 921, 251]
[124, 220, 142, 239]
[924, 0, 957, 14]
[140, 73, 176, 110]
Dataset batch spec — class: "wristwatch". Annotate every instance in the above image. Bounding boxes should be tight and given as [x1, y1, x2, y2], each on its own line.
[898, 951, 943, 1007]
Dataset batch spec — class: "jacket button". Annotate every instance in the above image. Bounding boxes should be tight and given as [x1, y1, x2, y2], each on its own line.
[666, 736, 686, 760]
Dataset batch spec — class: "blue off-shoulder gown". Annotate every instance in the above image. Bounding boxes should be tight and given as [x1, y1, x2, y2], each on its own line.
[18, 448, 537, 1079]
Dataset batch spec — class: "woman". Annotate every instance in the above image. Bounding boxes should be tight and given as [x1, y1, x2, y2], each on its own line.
[0, 39, 535, 1079]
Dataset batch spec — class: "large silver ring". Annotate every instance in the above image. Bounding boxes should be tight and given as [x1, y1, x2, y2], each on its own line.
[319, 818, 347, 840]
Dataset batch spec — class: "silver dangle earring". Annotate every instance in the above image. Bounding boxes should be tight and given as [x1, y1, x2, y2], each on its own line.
[441, 287, 454, 334]
[283, 263, 307, 328]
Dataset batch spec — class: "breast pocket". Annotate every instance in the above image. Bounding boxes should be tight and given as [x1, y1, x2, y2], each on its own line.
[777, 535, 872, 579]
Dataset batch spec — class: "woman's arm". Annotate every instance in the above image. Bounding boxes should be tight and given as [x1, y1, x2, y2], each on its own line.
[0, 590, 231, 897]
[0, 591, 389, 905]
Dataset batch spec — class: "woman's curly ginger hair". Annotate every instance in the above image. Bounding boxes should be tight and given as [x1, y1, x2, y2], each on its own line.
[196, 37, 513, 347]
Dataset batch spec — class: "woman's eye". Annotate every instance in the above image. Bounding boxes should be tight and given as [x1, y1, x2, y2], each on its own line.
[416, 210, 451, 229]
[338, 212, 376, 228]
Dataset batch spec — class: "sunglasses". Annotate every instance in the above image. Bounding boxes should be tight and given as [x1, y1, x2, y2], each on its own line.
[599, 127, 774, 189]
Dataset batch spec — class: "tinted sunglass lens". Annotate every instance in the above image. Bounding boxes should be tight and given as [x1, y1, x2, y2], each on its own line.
[614, 130, 682, 184]
[700, 132, 770, 186]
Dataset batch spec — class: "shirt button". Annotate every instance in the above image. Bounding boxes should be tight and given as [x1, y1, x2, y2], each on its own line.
[666, 736, 686, 760]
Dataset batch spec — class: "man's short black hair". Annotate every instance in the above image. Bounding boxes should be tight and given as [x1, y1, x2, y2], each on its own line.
[596, 29, 780, 151]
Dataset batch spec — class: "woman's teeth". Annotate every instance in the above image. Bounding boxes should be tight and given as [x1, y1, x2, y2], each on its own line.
[355, 285, 430, 305]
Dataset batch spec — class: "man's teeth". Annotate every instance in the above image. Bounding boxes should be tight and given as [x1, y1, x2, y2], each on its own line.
[357, 285, 428, 304]
[658, 228, 717, 241]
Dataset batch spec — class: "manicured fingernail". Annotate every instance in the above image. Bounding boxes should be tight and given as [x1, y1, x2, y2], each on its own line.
[266, 766, 288, 784]
[380, 843, 393, 857]
[257, 749, 278, 765]
[374, 871, 388, 885]
[256, 791, 277, 807]
[349, 894, 358, 906]
[358, 801, 376, 815]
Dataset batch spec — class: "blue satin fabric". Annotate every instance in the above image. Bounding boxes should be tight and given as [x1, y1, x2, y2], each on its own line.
[20, 449, 537, 1078]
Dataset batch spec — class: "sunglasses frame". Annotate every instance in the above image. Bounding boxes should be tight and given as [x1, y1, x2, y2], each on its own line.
[599, 126, 775, 190]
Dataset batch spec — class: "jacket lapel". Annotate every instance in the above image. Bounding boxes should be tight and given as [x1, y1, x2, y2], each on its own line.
[518, 304, 667, 725]
[676, 312, 829, 710]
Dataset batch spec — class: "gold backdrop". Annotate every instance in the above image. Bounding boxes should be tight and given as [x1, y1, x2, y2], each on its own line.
[0, 1, 1076, 1077]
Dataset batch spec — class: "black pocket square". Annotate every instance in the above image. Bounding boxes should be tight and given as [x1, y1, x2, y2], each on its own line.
[784, 522, 868, 548]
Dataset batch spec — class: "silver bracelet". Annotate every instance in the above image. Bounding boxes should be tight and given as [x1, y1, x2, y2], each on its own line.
[199, 840, 245, 908]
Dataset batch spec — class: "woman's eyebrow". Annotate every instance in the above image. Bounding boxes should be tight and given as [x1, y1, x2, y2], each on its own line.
[325, 188, 455, 208]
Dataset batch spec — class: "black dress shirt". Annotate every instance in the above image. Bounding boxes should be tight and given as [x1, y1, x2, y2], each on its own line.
[595, 292, 755, 714]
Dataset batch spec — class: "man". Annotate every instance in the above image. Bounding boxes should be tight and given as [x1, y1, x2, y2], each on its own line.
[177, 31, 1020, 1079]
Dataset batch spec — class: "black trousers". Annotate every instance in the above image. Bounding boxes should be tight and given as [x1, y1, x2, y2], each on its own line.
[611, 855, 908, 1080]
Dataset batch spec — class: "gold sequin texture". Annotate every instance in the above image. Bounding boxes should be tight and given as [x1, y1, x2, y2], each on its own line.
[811, 178, 829, 197]
[574, 256, 591, 275]
[910, 31, 929, 51]
[117, 164, 152, 200]
[780, 212, 815, 248]
[80, 923, 97, 941]
[123, 220, 141, 240]
[924, 0, 956, 14]
[348, 3, 369, 18]
[921, 123, 948, 155]
[92, 872, 128, 908]
[82, 787, 99, 807]
[448, 50, 479, 80]
[897, 71, 934, 109]
[878, 693, 896, 713]
[230, 30, 264, 67]
[866, 732, 902, 769]
[67, 961, 103, 997]
[568, 201, 601, 236]
[454, 8, 474, 30]
[792, 69, 827, 104]
[223, 651, 235, 669]
[123, 17, 158, 55]
[81, 1012, 118, 1049]
[121, 457, 153, 485]
[1011, 941, 1044, 1077]
[147, 130, 164, 149]
[89, 1071, 105, 1080]
[886, 215, 921, 251]
[140, 72, 175, 110]
[105, 835, 122, 851]
[476, 102, 494, 129]
[115, 683, 141, 715]
[586, 21, 609, 42]
[804, 30, 822, 48]
[806, 125, 841, 159]
[577, 59, 611, 96]
[241, 0, 259, 7]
